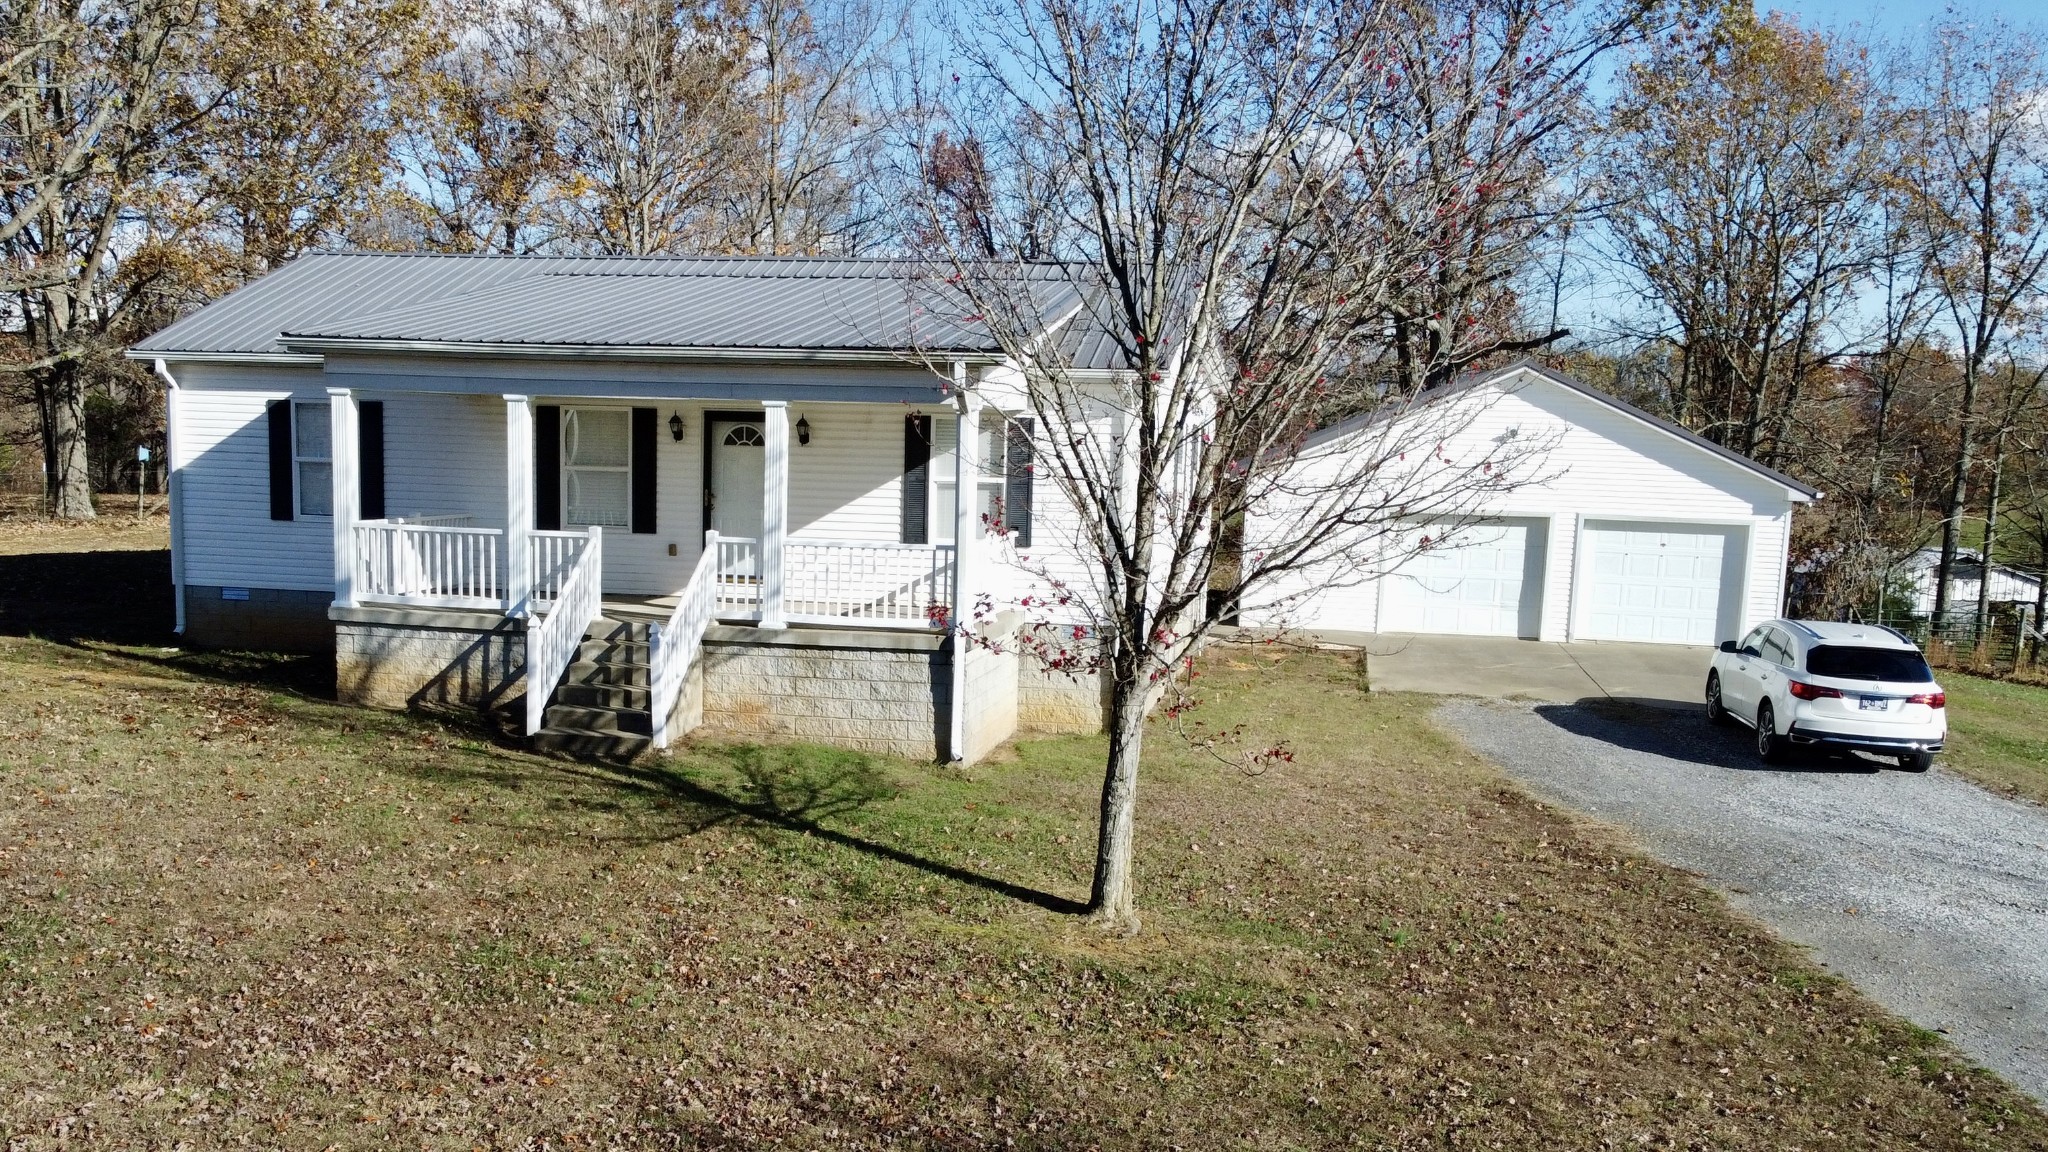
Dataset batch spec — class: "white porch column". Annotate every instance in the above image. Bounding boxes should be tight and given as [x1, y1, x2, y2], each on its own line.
[505, 395, 534, 618]
[949, 371, 983, 762]
[329, 387, 359, 609]
[761, 401, 790, 629]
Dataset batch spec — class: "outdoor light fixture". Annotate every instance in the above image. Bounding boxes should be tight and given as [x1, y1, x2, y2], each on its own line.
[796, 415, 811, 445]
[668, 411, 685, 441]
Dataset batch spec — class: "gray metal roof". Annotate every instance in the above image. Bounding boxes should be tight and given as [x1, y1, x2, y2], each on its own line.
[1301, 360, 1822, 500]
[132, 251, 1132, 369]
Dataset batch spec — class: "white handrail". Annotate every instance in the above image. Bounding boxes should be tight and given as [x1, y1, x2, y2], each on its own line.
[530, 529, 589, 605]
[525, 526, 603, 737]
[648, 530, 720, 749]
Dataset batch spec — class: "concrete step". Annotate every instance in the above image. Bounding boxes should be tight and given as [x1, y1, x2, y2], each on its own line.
[555, 681, 651, 710]
[545, 702, 652, 735]
[584, 617, 649, 643]
[533, 726, 651, 760]
[577, 636, 651, 664]
[564, 658, 649, 687]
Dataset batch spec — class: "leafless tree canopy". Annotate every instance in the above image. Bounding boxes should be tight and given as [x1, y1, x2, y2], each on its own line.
[905, 0, 1654, 928]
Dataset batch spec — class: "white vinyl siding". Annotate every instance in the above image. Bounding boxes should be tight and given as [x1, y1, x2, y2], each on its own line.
[168, 366, 1102, 608]
[1239, 369, 1808, 644]
[172, 365, 333, 591]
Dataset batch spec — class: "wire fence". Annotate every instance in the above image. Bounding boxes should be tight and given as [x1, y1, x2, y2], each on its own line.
[1874, 606, 2043, 674]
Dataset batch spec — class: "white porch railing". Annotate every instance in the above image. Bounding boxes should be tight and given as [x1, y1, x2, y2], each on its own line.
[709, 533, 954, 628]
[350, 518, 607, 616]
[353, 519, 504, 608]
[530, 529, 589, 606]
[712, 535, 761, 618]
[648, 530, 720, 749]
[525, 526, 604, 736]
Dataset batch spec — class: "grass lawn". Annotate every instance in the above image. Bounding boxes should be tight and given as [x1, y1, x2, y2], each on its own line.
[2, 520, 2045, 1148]
[1941, 673, 2048, 807]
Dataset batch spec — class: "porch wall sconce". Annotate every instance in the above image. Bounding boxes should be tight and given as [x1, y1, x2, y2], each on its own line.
[796, 414, 812, 445]
[668, 411, 685, 442]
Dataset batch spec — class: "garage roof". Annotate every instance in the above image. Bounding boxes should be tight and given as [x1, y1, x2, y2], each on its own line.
[1306, 361, 1821, 501]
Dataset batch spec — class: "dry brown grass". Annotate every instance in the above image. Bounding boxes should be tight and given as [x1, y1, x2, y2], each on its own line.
[2, 524, 2044, 1147]
[0, 494, 170, 554]
[1, 626, 2042, 1149]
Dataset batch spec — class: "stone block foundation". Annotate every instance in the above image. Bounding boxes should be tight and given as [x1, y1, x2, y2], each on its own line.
[698, 624, 951, 760]
[326, 609, 1107, 763]
[333, 605, 526, 713]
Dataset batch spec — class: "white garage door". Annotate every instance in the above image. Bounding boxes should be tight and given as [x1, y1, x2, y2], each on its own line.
[1381, 520, 1544, 637]
[1580, 522, 1735, 646]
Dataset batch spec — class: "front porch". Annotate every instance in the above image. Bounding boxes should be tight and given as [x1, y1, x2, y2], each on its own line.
[320, 387, 1027, 761]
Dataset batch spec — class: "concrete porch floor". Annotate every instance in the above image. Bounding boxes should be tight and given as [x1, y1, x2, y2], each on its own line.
[1261, 631, 1713, 709]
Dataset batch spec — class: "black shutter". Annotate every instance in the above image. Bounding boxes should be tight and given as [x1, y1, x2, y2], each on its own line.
[630, 406, 656, 534]
[267, 399, 294, 521]
[535, 404, 562, 531]
[1004, 417, 1034, 548]
[358, 400, 385, 520]
[901, 413, 931, 544]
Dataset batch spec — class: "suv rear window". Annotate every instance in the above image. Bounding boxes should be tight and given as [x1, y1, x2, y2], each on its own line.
[1805, 645, 1933, 682]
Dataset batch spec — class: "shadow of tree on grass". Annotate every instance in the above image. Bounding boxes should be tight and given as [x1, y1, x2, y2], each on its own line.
[401, 737, 1091, 916]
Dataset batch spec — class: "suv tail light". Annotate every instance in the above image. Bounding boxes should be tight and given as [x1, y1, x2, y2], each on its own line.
[1787, 680, 1843, 700]
[1907, 691, 1946, 708]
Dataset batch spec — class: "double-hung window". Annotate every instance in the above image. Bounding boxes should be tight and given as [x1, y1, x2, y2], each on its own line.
[933, 411, 1009, 545]
[562, 407, 632, 529]
[293, 400, 332, 517]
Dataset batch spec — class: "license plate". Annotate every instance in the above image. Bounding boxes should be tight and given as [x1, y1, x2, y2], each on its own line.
[1858, 696, 1889, 712]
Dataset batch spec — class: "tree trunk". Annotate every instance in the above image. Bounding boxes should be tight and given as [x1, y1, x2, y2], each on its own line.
[1932, 365, 1983, 622]
[45, 362, 95, 520]
[1975, 431, 2004, 639]
[1088, 643, 1146, 934]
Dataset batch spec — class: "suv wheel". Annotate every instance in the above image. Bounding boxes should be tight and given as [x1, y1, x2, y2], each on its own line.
[1899, 751, 1933, 773]
[1755, 701, 1789, 764]
[1705, 672, 1729, 726]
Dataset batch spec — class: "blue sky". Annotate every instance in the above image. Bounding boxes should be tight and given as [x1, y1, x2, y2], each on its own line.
[1759, 0, 2044, 35]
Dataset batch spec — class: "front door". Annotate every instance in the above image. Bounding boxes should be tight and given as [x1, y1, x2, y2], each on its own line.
[708, 418, 766, 540]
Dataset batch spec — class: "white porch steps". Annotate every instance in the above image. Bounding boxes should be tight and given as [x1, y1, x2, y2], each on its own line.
[533, 617, 656, 760]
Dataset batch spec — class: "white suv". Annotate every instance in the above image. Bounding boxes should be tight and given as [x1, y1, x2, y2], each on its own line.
[1705, 619, 1946, 771]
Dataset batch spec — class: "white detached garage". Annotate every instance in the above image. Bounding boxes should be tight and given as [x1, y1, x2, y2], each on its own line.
[1240, 364, 1819, 647]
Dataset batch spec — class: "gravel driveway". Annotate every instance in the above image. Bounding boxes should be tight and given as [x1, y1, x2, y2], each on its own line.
[1438, 696, 2048, 1102]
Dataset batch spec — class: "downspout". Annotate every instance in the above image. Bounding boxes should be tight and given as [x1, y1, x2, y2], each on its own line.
[150, 358, 188, 636]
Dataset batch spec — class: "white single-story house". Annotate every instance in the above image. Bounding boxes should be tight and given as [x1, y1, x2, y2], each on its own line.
[1897, 548, 2043, 618]
[1240, 363, 1820, 647]
[129, 253, 1121, 763]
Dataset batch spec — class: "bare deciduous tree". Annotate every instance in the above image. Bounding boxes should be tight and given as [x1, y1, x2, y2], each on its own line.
[1599, 11, 1888, 469]
[1902, 18, 2048, 622]
[1, 0, 432, 517]
[910, 0, 1652, 931]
